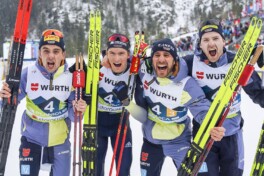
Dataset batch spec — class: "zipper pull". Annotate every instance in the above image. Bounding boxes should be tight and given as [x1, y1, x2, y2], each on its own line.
[49, 74, 53, 90]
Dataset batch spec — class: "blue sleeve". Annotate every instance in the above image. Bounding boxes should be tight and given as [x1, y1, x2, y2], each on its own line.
[182, 54, 194, 76]
[18, 67, 28, 102]
[67, 90, 75, 122]
[243, 71, 264, 108]
[184, 77, 211, 124]
[134, 75, 148, 110]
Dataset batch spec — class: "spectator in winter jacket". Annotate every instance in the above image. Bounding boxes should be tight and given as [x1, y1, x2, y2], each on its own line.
[183, 19, 264, 176]
[0, 29, 87, 176]
[112, 38, 225, 176]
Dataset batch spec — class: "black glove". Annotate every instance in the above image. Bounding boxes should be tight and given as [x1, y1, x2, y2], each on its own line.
[83, 90, 92, 105]
[112, 81, 129, 106]
[145, 57, 153, 74]
[251, 44, 264, 68]
[257, 51, 264, 68]
[69, 59, 87, 73]
[102, 50, 106, 58]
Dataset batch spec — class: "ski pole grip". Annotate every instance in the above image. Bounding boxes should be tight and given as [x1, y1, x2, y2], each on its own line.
[238, 65, 254, 86]
[73, 70, 86, 88]
[238, 45, 263, 86]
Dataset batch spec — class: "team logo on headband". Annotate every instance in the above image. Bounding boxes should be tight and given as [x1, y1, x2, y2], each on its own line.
[201, 24, 218, 32]
[44, 35, 60, 43]
[158, 43, 175, 51]
[110, 41, 127, 46]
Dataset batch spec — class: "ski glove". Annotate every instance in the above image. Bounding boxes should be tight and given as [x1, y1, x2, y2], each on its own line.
[257, 51, 264, 68]
[145, 57, 153, 74]
[102, 50, 106, 58]
[112, 81, 130, 106]
[142, 47, 153, 74]
[252, 44, 264, 68]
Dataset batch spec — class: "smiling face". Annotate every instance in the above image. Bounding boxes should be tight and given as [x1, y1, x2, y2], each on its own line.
[107, 47, 130, 74]
[39, 45, 65, 73]
[199, 32, 226, 63]
[152, 50, 175, 78]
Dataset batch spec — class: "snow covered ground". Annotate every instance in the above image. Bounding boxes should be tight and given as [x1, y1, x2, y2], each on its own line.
[2, 59, 264, 176]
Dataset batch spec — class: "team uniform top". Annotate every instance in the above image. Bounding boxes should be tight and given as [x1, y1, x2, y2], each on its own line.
[97, 64, 133, 136]
[18, 61, 75, 147]
[134, 58, 211, 145]
[184, 50, 264, 136]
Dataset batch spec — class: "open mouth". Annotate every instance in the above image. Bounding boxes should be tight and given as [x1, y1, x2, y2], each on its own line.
[47, 62, 55, 69]
[209, 49, 217, 57]
[157, 65, 168, 70]
[113, 63, 122, 67]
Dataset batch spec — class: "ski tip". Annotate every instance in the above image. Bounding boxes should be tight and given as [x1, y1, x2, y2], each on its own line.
[95, 9, 101, 16]
[90, 10, 95, 15]
[250, 16, 257, 26]
[90, 9, 101, 15]
[257, 18, 263, 29]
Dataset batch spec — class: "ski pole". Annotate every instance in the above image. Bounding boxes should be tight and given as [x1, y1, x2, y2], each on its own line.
[109, 31, 150, 176]
[108, 31, 140, 176]
[192, 45, 264, 176]
[116, 32, 148, 176]
[72, 54, 85, 176]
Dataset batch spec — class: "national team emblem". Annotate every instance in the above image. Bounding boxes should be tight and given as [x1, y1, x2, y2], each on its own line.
[31, 83, 39, 91]
[22, 148, 31, 157]
[166, 108, 177, 117]
[141, 152, 149, 161]
[199, 162, 208, 173]
[196, 71, 204, 79]
[99, 72, 104, 81]
[141, 169, 147, 176]
[21, 165, 30, 175]
[144, 80, 149, 90]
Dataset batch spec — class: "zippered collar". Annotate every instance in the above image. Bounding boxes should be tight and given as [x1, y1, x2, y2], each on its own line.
[196, 48, 228, 67]
[35, 60, 69, 80]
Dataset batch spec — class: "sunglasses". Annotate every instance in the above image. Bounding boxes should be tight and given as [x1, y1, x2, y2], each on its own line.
[108, 34, 129, 43]
[42, 29, 64, 38]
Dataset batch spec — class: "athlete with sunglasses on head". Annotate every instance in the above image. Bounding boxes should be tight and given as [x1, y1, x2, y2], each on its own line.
[96, 33, 133, 176]
[183, 19, 264, 176]
[0, 29, 87, 176]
